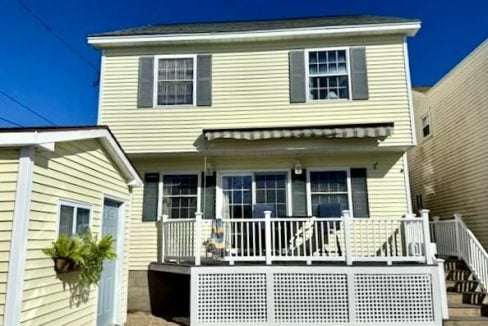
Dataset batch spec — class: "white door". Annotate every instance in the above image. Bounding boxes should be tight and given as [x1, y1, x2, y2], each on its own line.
[97, 199, 121, 326]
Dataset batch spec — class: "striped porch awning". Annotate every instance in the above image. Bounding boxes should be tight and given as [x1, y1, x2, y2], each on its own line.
[203, 123, 394, 141]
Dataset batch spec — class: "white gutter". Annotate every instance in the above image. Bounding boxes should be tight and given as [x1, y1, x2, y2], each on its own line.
[88, 22, 421, 47]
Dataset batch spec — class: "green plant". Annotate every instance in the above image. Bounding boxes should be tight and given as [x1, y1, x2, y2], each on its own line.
[43, 232, 116, 286]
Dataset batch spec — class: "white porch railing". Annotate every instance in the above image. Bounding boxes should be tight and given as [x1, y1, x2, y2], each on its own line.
[431, 214, 488, 293]
[161, 209, 434, 266]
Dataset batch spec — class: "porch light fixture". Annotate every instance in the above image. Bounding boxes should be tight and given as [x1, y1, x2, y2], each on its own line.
[294, 161, 303, 175]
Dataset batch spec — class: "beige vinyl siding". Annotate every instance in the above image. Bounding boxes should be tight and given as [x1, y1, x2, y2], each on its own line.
[20, 140, 131, 325]
[100, 35, 414, 153]
[408, 40, 488, 247]
[0, 149, 19, 325]
[129, 152, 409, 270]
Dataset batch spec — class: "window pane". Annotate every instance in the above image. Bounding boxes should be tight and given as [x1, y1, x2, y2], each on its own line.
[222, 176, 252, 219]
[59, 205, 74, 236]
[308, 50, 349, 101]
[162, 175, 198, 219]
[157, 58, 194, 106]
[76, 208, 90, 235]
[255, 174, 287, 217]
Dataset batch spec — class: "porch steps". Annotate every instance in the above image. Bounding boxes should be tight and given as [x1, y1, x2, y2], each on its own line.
[443, 258, 488, 325]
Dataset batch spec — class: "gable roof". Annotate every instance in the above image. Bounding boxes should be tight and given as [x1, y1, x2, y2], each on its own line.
[88, 15, 420, 47]
[0, 126, 142, 186]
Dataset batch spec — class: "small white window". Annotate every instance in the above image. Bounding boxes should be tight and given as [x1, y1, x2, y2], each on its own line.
[307, 49, 350, 100]
[155, 56, 195, 106]
[162, 174, 199, 219]
[309, 170, 351, 216]
[421, 113, 431, 138]
[58, 201, 91, 236]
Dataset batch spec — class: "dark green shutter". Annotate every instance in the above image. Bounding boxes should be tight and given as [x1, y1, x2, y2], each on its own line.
[289, 51, 306, 103]
[196, 55, 212, 106]
[142, 173, 159, 221]
[137, 57, 154, 108]
[201, 172, 216, 219]
[291, 169, 307, 216]
[351, 168, 370, 217]
[349, 47, 369, 100]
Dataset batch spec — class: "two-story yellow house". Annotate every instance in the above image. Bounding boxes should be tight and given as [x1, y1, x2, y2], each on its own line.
[88, 15, 447, 326]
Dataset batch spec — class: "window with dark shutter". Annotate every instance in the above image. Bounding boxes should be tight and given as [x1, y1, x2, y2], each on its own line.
[142, 173, 159, 221]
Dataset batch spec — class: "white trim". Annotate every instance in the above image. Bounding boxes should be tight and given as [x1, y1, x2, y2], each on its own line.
[160, 171, 202, 218]
[306, 167, 354, 217]
[0, 128, 142, 186]
[56, 199, 93, 237]
[402, 153, 413, 214]
[152, 54, 197, 108]
[305, 47, 352, 102]
[4, 146, 35, 326]
[216, 169, 291, 219]
[403, 38, 417, 146]
[88, 22, 421, 47]
[97, 51, 106, 125]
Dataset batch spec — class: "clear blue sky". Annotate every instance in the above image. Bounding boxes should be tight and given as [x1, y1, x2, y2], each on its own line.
[0, 0, 486, 127]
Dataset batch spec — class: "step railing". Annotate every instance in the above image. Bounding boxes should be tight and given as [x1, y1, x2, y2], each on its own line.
[161, 209, 433, 266]
[430, 214, 488, 293]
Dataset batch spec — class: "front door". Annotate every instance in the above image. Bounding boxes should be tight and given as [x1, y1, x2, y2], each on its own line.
[97, 199, 121, 326]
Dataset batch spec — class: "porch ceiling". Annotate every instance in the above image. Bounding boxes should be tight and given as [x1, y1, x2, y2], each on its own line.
[203, 123, 394, 141]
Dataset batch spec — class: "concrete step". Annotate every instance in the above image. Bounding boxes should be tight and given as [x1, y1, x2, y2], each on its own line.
[448, 292, 486, 305]
[444, 316, 488, 326]
[447, 280, 482, 293]
[447, 269, 473, 281]
[449, 304, 483, 318]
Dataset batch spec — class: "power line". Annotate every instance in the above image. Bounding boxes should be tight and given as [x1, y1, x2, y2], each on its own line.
[14, 0, 99, 74]
[0, 89, 56, 126]
[0, 116, 23, 127]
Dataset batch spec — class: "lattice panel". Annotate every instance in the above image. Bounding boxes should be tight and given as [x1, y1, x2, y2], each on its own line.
[197, 273, 267, 323]
[354, 274, 434, 322]
[273, 273, 349, 323]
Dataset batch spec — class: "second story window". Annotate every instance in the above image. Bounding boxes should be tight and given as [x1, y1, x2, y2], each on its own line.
[156, 56, 195, 106]
[421, 113, 431, 138]
[307, 49, 350, 101]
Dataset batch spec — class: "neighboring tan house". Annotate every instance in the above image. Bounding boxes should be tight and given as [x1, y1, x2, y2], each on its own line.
[88, 16, 449, 326]
[0, 126, 141, 326]
[409, 39, 488, 246]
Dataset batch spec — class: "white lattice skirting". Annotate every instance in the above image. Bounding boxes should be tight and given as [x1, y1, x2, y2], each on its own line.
[190, 265, 444, 326]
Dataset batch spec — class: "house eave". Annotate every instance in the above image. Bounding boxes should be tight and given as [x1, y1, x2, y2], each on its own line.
[87, 22, 421, 48]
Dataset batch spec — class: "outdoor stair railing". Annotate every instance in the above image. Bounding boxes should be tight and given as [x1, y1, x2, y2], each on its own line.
[160, 209, 434, 266]
[431, 214, 488, 293]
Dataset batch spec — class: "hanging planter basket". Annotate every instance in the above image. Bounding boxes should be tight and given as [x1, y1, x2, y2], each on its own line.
[53, 257, 78, 273]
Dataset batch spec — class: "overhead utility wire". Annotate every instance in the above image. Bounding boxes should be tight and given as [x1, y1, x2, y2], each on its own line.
[0, 89, 56, 126]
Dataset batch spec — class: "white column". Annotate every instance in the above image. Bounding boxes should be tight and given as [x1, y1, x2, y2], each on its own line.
[343, 210, 353, 265]
[160, 214, 168, 263]
[194, 212, 203, 266]
[420, 209, 433, 264]
[454, 213, 463, 259]
[264, 210, 272, 265]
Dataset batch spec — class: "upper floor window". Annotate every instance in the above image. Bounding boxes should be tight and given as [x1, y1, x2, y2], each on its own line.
[58, 201, 91, 237]
[421, 113, 431, 138]
[307, 49, 350, 101]
[156, 56, 195, 106]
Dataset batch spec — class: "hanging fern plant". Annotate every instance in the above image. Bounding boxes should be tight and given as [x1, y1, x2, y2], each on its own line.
[43, 231, 116, 287]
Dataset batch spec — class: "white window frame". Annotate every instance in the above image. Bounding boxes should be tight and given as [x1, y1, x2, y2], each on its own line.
[56, 199, 92, 237]
[216, 169, 292, 219]
[153, 54, 197, 108]
[159, 171, 201, 219]
[306, 168, 354, 217]
[305, 47, 352, 102]
[421, 112, 432, 139]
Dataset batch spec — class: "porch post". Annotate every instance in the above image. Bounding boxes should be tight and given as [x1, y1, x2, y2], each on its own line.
[454, 213, 463, 259]
[194, 212, 203, 266]
[161, 214, 168, 263]
[264, 210, 272, 265]
[342, 210, 353, 265]
[420, 209, 433, 264]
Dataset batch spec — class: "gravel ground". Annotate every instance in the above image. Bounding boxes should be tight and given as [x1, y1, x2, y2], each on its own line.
[126, 312, 184, 326]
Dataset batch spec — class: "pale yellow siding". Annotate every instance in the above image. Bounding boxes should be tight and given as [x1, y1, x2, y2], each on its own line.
[100, 35, 414, 153]
[20, 140, 131, 325]
[408, 40, 488, 247]
[0, 149, 19, 326]
[129, 152, 409, 270]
